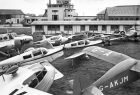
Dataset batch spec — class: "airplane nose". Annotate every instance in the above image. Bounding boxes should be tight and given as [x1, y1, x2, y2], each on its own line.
[23, 36, 33, 43]
[19, 36, 33, 45]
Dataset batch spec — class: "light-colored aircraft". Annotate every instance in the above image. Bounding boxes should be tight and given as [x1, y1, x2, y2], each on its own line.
[0, 34, 33, 57]
[66, 46, 140, 95]
[113, 27, 138, 41]
[0, 41, 64, 75]
[0, 60, 63, 95]
[36, 35, 69, 46]
[64, 39, 102, 49]
[0, 32, 17, 41]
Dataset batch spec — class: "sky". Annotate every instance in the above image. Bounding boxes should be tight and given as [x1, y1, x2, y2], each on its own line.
[0, 0, 139, 16]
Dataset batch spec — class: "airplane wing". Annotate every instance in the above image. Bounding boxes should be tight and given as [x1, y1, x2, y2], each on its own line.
[83, 46, 131, 65]
[0, 40, 13, 49]
[110, 37, 124, 41]
[12, 86, 52, 95]
[82, 46, 137, 95]
[65, 51, 85, 60]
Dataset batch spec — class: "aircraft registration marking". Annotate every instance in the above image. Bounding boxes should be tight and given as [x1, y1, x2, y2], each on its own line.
[99, 76, 129, 91]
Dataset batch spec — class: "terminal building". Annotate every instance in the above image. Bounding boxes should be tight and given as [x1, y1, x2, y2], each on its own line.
[31, 1, 140, 34]
[0, 9, 24, 24]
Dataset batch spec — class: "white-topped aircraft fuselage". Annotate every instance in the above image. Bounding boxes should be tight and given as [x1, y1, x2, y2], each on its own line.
[0, 61, 63, 95]
[0, 46, 64, 73]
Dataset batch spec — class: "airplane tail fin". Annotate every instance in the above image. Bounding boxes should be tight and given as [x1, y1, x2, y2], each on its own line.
[73, 71, 104, 95]
[73, 71, 93, 95]
[42, 35, 47, 40]
[40, 40, 54, 49]
[34, 39, 54, 49]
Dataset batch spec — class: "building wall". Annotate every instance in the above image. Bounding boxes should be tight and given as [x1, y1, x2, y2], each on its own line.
[47, 7, 65, 21]
[0, 14, 24, 24]
[32, 20, 140, 34]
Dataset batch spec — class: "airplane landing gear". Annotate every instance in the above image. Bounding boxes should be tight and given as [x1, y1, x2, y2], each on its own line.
[102, 40, 111, 46]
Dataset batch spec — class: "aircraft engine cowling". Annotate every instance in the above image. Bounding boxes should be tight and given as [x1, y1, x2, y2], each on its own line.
[14, 39, 22, 50]
[5, 65, 19, 75]
[120, 31, 126, 36]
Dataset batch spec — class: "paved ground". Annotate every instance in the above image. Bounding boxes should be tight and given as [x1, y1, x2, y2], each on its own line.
[48, 40, 140, 95]
[0, 39, 140, 95]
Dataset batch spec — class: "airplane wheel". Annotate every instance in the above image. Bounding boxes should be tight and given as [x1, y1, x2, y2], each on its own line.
[108, 41, 111, 46]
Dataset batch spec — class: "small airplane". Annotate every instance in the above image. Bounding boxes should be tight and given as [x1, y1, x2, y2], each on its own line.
[0, 34, 33, 57]
[0, 32, 17, 41]
[63, 33, 125, 50]
[64, 39, 102, 49]
[67, 33, 88, 42]
[112, 27, 139, 41]
[0, 60, 64, 95]
[0, 40, 64, 75]
[66, 46, 140, 95]
[44, 34, 69, 46]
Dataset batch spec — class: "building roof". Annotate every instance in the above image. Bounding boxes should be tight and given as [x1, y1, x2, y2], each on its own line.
[31, 20, 140, 25]
[0, 9, 24, 15]
[97, 5, 140, 16]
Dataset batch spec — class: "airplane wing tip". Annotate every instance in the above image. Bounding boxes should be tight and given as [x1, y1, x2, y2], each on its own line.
[65, 52, 85, 60]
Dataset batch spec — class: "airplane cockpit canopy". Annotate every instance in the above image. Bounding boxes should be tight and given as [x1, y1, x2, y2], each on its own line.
[23, 48, 48, 60]
[85, 40, 90, 45]
[32, 48, 48, 56]
[23, 68, 47, 88]
[40, 48, 48, 55]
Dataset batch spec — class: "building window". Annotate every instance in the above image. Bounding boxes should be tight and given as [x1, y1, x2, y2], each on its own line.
[35, 25, 43, 31]
[120, 18, 124, 20]
[89, 25, 98, 31]
[52, 10, 58, 12]
[89, 25, 94, 31]
[93, 25, 98, 31]
[111, 25, 119, 31]
[64, 25, 72, 31]
[124, 25, 133, 32]
[102, 25, 106, 31]
[48, 25, 60, 31]
[136, 18, 139, 20]
[80, 25, 85, 31]
[125, 18, 128, 20]
[115, 18, 118, 20]
[52, 15, 58, 21]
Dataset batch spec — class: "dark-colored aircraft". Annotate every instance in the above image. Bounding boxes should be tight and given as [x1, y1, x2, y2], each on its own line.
[66, 46, 140, 95]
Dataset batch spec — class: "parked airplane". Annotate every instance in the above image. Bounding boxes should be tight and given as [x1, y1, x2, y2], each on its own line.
[64, 39, 102, 49]
[0, 60, 63, 95]
[37, 34, 69, 46]
[0, 34, 33, 57]
[67, 33, 88, 42]
[0, 32, 17, 41]
[113, 27, 139, 41]
[0, 41, 64, 75]
[66, 46, 140, 95]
